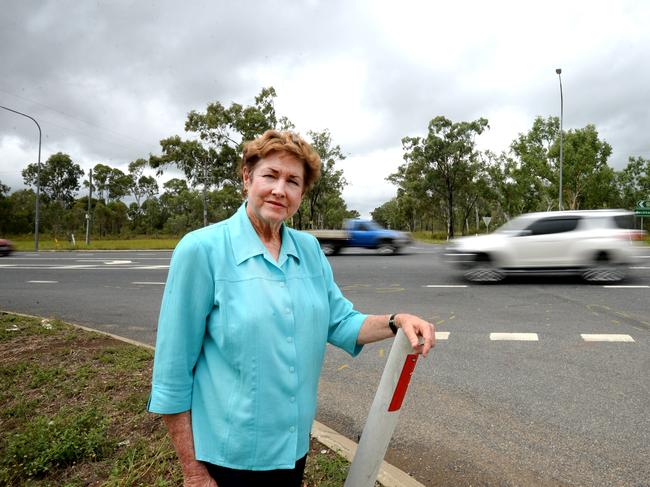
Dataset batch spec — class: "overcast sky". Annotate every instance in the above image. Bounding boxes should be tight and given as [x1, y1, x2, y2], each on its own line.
[1, 0, 649, 218]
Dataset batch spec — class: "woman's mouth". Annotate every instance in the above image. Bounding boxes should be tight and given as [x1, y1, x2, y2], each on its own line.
[265, 200, 286, 209]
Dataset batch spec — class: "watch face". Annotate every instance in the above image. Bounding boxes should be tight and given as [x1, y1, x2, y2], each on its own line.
[389, 315, 398, 334]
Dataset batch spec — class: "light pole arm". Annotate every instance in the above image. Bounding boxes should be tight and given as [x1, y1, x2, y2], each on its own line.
[0, 104, 42, 251]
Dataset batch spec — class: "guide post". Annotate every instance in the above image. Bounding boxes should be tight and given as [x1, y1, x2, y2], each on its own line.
[344, 329, 421, 487]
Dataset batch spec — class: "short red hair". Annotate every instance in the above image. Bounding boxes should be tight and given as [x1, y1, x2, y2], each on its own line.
[241, 130, 321, 192]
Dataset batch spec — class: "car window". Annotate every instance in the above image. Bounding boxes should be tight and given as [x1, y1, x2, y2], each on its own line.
[613, 214, 635, 229]
[495, 216, 533, 233]
[525, 217, 580, 235]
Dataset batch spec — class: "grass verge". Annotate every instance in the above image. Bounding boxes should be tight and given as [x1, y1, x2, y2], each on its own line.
[10, 238, 180, 251]
[0, 313, 351, 486]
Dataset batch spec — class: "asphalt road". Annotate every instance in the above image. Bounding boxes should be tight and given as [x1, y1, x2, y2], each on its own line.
[1, 245, 648, 486]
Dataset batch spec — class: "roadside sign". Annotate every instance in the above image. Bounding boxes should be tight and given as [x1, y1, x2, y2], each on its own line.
[635, 200, 650, 217]
[482, 216, 492, 231]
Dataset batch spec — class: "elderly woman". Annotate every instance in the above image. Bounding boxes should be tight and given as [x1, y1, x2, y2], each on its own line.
[148, 130, 435, 487]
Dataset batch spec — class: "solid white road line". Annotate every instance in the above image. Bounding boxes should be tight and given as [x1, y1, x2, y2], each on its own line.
[581, 334, 635, 342]
[27, 280, 58, 284]
[424, 285, 468, 288]
[131, 281, 165, 285]
[435, 332, 450, 340]
[602, 285, 650, 288]
[490, 332, 539, 341]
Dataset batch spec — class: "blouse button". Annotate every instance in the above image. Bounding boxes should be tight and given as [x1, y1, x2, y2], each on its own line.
[289, 366, 295, 373]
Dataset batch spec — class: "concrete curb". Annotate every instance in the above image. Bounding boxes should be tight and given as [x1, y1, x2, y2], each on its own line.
[1, 309, 425, 487]
[312, 420, 425, 487]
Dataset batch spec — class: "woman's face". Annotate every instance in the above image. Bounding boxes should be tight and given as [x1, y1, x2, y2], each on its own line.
[243, 151, 305, 230]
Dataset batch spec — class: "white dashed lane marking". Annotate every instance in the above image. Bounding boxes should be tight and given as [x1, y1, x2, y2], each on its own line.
[27, 280, 58, 284]
[490, 333, 539, 341]
[581, 334, 635, 342]
[602, 285, 650, 288]
[435, 332, 450, 340]
[131, 281, 165, 285]
[424, 285, 468, 288]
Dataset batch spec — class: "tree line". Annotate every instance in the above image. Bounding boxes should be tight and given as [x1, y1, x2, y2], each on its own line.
[1, 88, 648, 240]
[372, 116, 649, 237]
[0, 88, 357, 238]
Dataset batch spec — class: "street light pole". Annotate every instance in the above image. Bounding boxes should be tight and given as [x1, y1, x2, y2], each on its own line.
[555, 68, 564, 211]
[0, 104, 42, 251]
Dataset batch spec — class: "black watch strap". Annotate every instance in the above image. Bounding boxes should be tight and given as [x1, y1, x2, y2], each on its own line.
[388, 313, 398, 335]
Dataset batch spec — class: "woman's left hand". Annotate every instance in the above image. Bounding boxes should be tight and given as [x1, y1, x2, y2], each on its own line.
[395, 313, 436, 357]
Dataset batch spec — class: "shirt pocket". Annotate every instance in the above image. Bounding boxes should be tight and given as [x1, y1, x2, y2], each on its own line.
[217, 279, 279, 363]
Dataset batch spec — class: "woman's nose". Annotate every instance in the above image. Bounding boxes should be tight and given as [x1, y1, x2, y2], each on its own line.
[271, 179, 287, 196]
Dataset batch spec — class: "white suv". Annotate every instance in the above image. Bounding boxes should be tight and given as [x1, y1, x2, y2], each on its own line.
[445, 210, 646, 282]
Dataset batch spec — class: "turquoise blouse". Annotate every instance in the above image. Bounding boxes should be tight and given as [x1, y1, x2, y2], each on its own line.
[148, 203, 367, 470]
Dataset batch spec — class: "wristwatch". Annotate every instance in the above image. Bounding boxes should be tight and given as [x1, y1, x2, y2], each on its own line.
[388, 313, 399, 335]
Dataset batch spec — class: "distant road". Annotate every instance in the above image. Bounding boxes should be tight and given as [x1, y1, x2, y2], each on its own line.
[1, 245, 649, 486]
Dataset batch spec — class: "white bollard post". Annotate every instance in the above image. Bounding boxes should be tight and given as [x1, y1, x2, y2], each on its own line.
[344, 329, 420, 487]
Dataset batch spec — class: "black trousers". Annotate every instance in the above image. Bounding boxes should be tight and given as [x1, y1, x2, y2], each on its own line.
[205, 455, 307, 487]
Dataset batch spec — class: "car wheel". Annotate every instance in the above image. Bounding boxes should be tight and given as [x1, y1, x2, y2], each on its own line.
[320, 243, 340, 256]
[464, 254, 504, 283]
[583, 252, 626, 283]
[377, 242, 397, 255]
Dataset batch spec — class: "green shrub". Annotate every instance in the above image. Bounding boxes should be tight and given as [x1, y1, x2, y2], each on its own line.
[0, 406, 114, 482]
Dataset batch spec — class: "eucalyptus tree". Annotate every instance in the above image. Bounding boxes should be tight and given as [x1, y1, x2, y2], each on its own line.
[151, 87, 292, 226]
[295, 129, 348, 229]
[511, 117, 617, 210]
[149, 137, 214, 226]
[22, 152, 84, 207]
[508, 117, 559, 210]
[391, 116, 489, 238]
[22, 152, 84, 235]
[2, 190, 35, 234]
[0, 180, 10, 234]
[554, 124, 615, 209]
[617, 156, 650, 210]
[89, 163, 112, 203]
[125, 158, 158, 211]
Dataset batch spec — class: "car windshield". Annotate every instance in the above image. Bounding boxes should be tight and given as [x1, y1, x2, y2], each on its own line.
[494, 216, 534, 234]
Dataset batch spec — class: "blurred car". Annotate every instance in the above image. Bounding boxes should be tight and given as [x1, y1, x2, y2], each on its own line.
[0, 238, 15, 257]
[444, 209, 646, 283]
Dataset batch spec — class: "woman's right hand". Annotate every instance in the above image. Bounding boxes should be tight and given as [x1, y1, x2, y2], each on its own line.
[183, 468, 218, 487]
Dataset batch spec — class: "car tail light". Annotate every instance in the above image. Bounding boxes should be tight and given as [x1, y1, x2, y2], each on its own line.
[624, 230, 647, 241]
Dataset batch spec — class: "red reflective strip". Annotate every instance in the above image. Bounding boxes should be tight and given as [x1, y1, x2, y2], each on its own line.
[388, 354, 419, 412]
